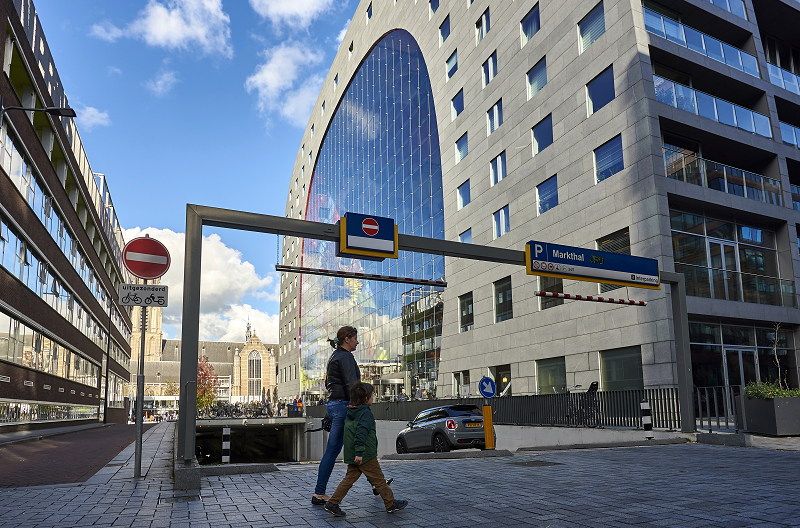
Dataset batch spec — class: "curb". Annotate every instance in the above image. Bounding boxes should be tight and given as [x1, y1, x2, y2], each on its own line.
[382, 449, 514, 460]
[516, 438, 690, 451]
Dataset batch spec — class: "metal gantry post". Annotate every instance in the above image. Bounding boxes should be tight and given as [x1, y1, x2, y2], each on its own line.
[134, 294, 147, 478]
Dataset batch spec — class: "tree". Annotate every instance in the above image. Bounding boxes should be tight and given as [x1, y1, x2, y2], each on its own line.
[772, 322, 787, 389]
[163, 380, 179, 397]
[196, 355, 219, 412]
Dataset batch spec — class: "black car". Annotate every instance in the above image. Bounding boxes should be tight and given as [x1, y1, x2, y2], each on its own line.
[395, 404, 495, 453]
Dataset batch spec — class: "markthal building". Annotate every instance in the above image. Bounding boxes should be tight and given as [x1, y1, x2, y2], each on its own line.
[278, 0, 800, 403]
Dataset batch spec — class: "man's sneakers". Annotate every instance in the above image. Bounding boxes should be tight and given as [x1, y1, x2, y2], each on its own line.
[311, 496, 326, 506]
[324, 502, 346, 517]
[386, 499, 408, 513]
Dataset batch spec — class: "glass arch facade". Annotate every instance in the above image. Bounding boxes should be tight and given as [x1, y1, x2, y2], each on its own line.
[301, 30, 444, 399]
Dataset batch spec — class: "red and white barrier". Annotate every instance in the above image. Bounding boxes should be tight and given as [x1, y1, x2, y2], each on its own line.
[534, 291, 647, 306]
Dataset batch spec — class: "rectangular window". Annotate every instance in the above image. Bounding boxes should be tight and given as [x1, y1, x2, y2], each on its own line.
[440, 16, 451, 46]
[310, 124, 314, 139]
[595, 135, 624, 183]
[460, 228, 472, 244]
[527, 57, 547, 99]
[457, 180, 470, 209]
[476, 8, 490, 44]
[333, 74, 338, 91]
[452, 89, 464, 120]
[537, 356, 566, 394]
[587, 66, 614, 115]
[521, 5, 540, 47]
[349, 41, 354, 60]
[600, 346, 644, 391]
[533, 115, 553, 155]
[459, 292, 474, 332]
[446, 49, 458, 79]
[579, 3, 605, 53]
[321, 101, 325, 116]
[493, 205, 510, 239]
[487, 99, 503, 134]
[490, 151, 506, 185]
[494, 276, 513, 323]
[366, 2, 372, 22]
[455, 133, 468, 163]
[482, 51, 498, 87]
[537, 175, 558, 214]
[540, 276, 564, 310]
[597, 228, 631, 292]
[430, 0, 439, 19]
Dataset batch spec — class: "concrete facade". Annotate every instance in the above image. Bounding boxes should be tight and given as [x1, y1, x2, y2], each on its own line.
[281, 0, 800, 399]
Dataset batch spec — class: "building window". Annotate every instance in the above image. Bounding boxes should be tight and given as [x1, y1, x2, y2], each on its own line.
[482, 51, 497, 87]
[490, 151, 506, 185]
[493, 205, 510, 239]
[595, 135, 624, 183]
[527, 57, 547, 99]
[600, 346, 644, 391]
[440, 16, 450, 46]
[598, 228, 631, 293]
[476, 8, 490, 44]
[321, 101, 325, 117]
[587, 66, 614, 115]
[537, 175, 558, 214]
[539, 276, 563, 310]
[455, 133, 468, 163]
[460, 228, 472, 243]
[366, 2, 372, 23]
[333, 74, 338, 91]
[457, 180, 470, 209]
[446, 49, 458, 79]
[309, 151, 313, 164]
[310, 124, 314, 139]
[459, 292, 474, 332]
[494, 276, 513, 322]
[452, 89, 464, 120]
[349, 41, 354, 60]
[579, 3, 606, 53]
[533, 114, 553, 155]
[537, 356, 566, 394]
[487, 99, 503, 134]
[248, 350, 261, 397]
[521, 4, 541, 47]
[430, 0, 439, 19]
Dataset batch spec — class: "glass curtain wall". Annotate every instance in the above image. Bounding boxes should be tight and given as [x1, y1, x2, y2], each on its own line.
[301, 30, 444, 399]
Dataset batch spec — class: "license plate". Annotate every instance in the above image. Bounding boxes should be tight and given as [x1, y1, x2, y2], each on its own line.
[464, 423, 482, 428]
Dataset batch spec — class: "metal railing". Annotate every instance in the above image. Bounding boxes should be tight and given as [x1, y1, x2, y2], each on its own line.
[695, 385, 742, 432]
[663, 148, 783, 206]
[767, 63, 800, 96]
[307, 388, 682, 430]
[654, 76, 772, 138]
[644, 8, 757, 77]
[702, 0, 747, 19]
[779, 121, 800, 150]
[674, 263, 797, 308]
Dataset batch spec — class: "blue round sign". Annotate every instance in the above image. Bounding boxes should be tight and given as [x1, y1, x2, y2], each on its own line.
[478, 376, 496, 398]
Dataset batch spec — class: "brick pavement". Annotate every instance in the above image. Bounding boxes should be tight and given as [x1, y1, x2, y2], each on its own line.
[0, 422, 798, 527]
[0, 423, 156, 487]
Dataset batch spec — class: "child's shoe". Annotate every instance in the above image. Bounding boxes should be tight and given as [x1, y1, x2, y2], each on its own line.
[324, 502, 346, 517]
[372, 478, 394, 495]
[386, 499, 408, 513]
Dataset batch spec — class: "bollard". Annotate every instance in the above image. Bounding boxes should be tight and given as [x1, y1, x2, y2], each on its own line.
[222, 427, 231, 464]
[640, 399, 654, 440]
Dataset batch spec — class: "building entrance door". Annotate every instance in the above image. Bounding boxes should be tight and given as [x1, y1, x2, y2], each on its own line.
[708, 241, 740, 301]
[723, 348, 758, 390]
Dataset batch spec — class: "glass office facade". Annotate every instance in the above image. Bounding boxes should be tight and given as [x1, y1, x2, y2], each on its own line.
[300, 30, 444, 396]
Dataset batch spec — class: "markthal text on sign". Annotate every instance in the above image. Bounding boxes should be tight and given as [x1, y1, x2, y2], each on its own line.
[525, 241, 660, 289]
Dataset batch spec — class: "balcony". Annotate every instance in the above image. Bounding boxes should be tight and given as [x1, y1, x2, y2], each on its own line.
[675, 263, 797, 307]
[644, 8, 758, 77]
[767, 63, 800, 95]
[654, 76, 772, 138]
[664, 148, 783, 205]
[779, 121, 800, 149]
[791, 184, 800, 210]
[702, 0, 747, 19]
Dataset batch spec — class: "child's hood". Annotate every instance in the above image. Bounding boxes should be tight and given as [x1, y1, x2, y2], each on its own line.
[346, 404, 372, 420]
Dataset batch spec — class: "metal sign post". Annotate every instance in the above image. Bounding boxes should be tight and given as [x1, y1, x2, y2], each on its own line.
[479, 376, 496, 450]
[135, 296, 146, 478]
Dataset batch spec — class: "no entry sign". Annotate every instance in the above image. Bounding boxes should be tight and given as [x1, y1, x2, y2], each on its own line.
[123, 236, 171, 280]
[362, 217, 379, 236]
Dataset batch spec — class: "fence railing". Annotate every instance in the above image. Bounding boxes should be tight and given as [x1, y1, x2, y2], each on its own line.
[307, 388, 682, 430]
[695, 385, 742, 432]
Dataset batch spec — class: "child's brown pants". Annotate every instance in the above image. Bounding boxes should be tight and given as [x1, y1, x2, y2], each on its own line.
[328, 458, 394, 509]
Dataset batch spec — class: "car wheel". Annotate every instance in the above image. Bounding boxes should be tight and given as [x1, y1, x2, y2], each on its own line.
[432, 433, 450, 453]
[396, 437, 408, 454]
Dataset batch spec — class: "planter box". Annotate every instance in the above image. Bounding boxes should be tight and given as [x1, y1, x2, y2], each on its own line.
[742, 397, 800, 436]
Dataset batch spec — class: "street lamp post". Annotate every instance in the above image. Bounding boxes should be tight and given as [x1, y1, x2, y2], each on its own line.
[0, 95, 77, 123]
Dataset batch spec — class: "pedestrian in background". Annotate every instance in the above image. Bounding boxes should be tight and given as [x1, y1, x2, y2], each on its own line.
[397, 389, 409, 402]
[324, 382, 408, 517]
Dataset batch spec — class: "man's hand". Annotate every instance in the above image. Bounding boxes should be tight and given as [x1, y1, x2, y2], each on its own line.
[354, 456, 363, 465]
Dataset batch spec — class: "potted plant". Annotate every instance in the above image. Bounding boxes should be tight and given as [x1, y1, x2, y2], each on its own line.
[741, 382, 800, 436]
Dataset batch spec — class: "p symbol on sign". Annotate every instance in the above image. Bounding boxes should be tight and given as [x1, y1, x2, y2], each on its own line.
[535, 244, 544, 259]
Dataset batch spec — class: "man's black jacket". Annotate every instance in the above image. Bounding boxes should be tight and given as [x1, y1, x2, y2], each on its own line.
[326, 347, 360, 401]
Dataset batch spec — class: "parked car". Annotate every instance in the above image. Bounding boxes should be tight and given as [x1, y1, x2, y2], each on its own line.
[395, 404, 495, 453]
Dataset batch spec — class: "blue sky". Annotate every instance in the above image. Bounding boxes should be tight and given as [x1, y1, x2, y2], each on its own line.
[34, 0, 355, 342]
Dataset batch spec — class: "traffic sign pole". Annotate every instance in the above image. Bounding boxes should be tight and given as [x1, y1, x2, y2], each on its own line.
[134, 282, 147, 478]
[479, 376, 496, 450]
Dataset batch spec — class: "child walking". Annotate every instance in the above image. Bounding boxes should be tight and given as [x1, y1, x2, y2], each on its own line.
[324, 382, 408, 517]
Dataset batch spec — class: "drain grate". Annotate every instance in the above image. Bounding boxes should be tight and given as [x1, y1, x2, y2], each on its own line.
[510, 460, 563, 467]
[159, 495, 202, 504]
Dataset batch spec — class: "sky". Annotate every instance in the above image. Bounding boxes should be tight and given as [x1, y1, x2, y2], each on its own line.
[33, 0, 356, 343]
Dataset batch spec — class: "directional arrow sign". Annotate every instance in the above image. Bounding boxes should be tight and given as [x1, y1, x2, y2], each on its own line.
[123, 237, 171, 280]
[479, 376, 496, 399]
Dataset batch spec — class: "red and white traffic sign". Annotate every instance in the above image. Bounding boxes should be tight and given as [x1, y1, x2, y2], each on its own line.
[123, 236, 171, 280]
[361, 217, 379, 236]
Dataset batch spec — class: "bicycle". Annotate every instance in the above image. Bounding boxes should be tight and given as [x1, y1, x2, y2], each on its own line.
[563, 382, 601, 428]
[121, 292, 142, 304]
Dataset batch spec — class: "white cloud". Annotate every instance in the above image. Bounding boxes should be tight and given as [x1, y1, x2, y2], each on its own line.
[335, 18, 350, 47]
[121, 227, 279, 343]
[145, 68, 179, 96]
[107, 66, 122, 76]
[90, 0, 233, 58]
[76, 106, 111, 131]
[249, 0, 335, 30]
[245, 41, 324, 127]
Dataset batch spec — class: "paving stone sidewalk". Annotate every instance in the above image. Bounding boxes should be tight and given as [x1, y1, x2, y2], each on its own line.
[0, 422, 798, 528]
